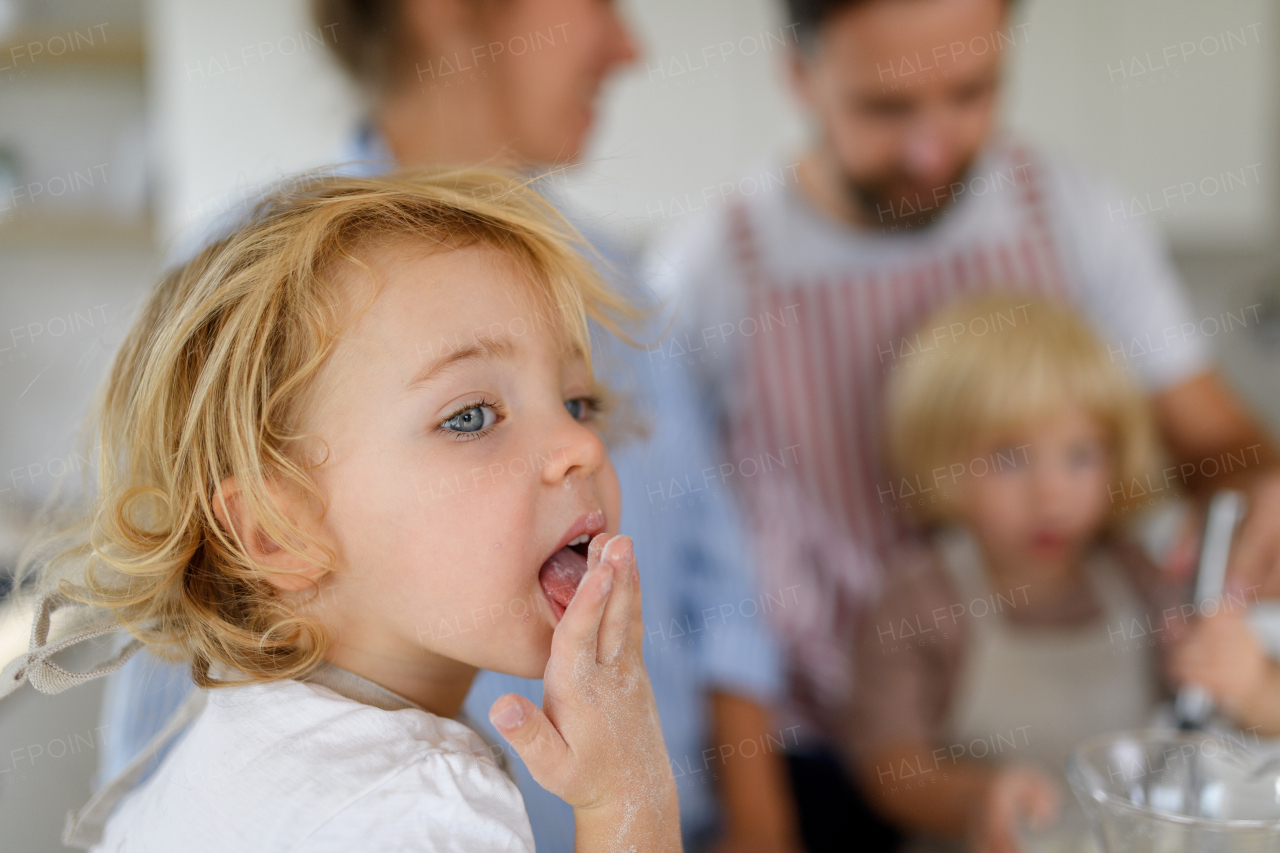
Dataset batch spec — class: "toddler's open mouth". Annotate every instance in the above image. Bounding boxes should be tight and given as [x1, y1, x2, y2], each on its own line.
[539, 511, 606, 619]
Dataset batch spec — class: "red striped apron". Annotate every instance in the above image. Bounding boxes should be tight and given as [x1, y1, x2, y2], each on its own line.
[725, 145, 1072, 728]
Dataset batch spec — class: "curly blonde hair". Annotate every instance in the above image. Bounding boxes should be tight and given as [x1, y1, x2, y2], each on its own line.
[884, 293, 1163, 524]
[19, 168, 635, 688]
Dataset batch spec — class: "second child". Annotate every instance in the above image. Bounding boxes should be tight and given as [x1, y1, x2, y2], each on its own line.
[847, 294, 1185, 853]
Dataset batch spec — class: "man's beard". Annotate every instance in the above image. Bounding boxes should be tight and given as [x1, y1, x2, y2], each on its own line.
[844, 158, 977, 230]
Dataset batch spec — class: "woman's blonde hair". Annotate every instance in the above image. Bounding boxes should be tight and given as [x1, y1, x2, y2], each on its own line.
[884, 293, 1162, 524]
[19, 167, 635, 688]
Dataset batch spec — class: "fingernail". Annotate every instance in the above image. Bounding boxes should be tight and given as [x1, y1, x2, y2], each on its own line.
[601, 535, 631, 567]
[587, 533, 607, 567]
[490, 700, 526, 729]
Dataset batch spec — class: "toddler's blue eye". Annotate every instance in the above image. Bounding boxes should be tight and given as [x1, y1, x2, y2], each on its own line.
[564, 398, 591, 421]
[443, 405, 496, 433]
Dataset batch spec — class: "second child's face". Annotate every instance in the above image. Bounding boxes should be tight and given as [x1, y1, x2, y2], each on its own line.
[299, 242, 621, 679]
[957, 407, 1114, 573]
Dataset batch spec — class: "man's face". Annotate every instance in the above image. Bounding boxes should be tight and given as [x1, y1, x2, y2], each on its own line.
[791, 0, 1008, 228]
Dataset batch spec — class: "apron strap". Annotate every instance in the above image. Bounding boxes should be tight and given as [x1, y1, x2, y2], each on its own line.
[0, 588, 166, 849]
[302, 660, 421, 712]
[62, 686, 208, 849]
[0, 589, 144, 701]
[302, 661, 509, 773]
[935, 526, 994, 608]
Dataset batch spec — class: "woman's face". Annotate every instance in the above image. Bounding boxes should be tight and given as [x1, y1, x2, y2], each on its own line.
[406, 0, 639, 164]
[497, 0, 638, 162]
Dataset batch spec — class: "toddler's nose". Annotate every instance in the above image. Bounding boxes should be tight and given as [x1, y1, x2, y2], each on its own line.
[540, 415, 608, 487]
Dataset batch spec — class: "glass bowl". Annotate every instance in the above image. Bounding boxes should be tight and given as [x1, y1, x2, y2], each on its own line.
[1067, 730, 1280, 852]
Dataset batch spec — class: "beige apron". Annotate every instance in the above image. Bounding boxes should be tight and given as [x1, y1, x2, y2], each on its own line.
[903, 530, 1160, 853]
[937, 528, 1159, 779]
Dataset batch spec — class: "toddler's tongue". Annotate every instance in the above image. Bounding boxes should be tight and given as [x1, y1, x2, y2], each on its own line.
[539, 546, 589, 614]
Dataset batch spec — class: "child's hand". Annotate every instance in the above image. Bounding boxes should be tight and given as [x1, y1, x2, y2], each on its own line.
[1170, 609, 1270, 722]
[488, 534, 681, 851]
[970, 766, 1059, 853]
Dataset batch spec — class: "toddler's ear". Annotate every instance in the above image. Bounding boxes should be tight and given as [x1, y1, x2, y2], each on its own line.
[212, 476, 326, 592]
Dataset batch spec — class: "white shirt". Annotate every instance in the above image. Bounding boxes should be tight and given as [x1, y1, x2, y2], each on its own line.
[92, 678, 535, 852]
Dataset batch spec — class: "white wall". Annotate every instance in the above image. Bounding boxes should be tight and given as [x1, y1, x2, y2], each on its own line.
[554, 0, 808, 247]
[146, 0, 361, 247]
[146, 0, 1278, 251]
[1003, 0, 1277, 249]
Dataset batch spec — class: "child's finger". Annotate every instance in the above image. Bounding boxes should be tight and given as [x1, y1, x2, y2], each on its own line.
[586, 531, 608, 567]
[550, 556, 614, 665]
[596, 536, 635, 664]
[489, 694, 570, 788]
[1025, 779, 1061, 829]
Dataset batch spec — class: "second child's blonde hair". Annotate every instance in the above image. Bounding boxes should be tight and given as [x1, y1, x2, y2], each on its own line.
[884, 294, 1162, 524]
[22, 168, 636, 689]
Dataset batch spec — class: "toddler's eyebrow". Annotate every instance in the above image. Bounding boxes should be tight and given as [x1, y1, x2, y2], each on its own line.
[408, 335, 518, 390]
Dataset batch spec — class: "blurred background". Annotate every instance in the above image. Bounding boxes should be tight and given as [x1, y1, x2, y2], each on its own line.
[0, 0, 1276, 848]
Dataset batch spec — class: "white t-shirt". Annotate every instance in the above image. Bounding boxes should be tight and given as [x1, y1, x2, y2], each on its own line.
[644, 139, 1210, 729]
[92, 678, 535, 852]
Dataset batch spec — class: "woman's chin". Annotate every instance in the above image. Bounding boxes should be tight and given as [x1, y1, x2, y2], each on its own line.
[535, 112, 590, 165]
